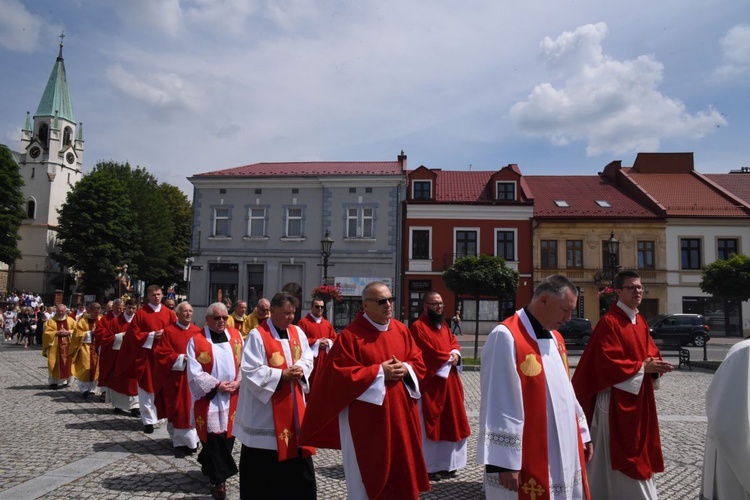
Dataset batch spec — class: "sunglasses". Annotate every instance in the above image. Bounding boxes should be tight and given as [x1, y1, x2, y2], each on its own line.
[212, 315, 229, 321]
[366, 297, 395, 306]
[312, 305, 325, 309]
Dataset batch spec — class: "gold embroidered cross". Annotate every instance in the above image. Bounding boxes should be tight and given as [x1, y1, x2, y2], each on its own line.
[195, 415, 205, 429]
[279, 428, 293, 447]
[522, 478, 544, 500]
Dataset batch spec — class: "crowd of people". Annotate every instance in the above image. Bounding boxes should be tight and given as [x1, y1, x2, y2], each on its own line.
[2, 290, 53, 348]
[23, 271, 744, 499]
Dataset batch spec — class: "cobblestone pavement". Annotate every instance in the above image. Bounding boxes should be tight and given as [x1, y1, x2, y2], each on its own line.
[0, 343, 713, 499]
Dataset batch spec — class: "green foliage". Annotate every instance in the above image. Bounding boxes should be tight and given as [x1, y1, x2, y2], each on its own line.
[701, 254, 750, 301]
[442, 254, 519, 298]
[0, 145, 25, 264]
[55, 161, 189, 297]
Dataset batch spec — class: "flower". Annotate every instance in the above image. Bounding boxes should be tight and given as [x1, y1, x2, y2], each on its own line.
[597, 287, 618, 301]
[311, 283, 343, 303]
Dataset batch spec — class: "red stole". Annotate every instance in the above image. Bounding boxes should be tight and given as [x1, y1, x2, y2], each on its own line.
[256, 322, 315, 461]
[192, 328, 243, 443]
[503, 313, 590, 500]
[89, 316, 100, 378]
[56, 319, 72, 378]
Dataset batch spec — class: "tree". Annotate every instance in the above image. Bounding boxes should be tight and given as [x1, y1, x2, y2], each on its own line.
[159, 182, 192, 293]
[701, 253, 750, 300]
[0, 145, 25, 265]
[442, 255, 519, 358]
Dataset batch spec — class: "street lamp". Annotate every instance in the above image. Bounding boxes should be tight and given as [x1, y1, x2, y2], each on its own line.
[320, 230, 334, 284]
[606, 231, 619, 285]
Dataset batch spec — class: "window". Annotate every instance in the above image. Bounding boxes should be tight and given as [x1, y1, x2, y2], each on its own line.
[26, 200, 36, 219]
[292, 188, 299, 194]
[346, 206, 376, 238]
[595, 200, 611, 207]
[554, 200, 569, 207]
[456, 230, 478, 258]
[213, 207, 230, 237]
[496, 230, 515, 261]
[413, 180, 431, 200]
[411, 229, 430, 259]
[566, 240, 583, 268]
[286, 207, 303, 237]
[254, 188, 262, 194]
[541, 240, 557, 269]
[248, 207, 266, 237]
[496, 182, 516, 201]
[63, 127, 72, 146]
[638, 241, 655, 269]
[349, 188, 356, 194]
[365, 187, 372, 193]
[681, 238, 701, 269]
[717, 238, 738, 260]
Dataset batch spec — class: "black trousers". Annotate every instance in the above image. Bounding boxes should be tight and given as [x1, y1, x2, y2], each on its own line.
[239, 445, 316, 500]
[197, 433, 238, 485]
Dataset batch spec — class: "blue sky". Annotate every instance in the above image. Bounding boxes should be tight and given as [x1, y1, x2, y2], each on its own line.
[1, 0, 748, 196]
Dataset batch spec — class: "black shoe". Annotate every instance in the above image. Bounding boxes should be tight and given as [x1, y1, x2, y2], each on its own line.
[212, 482, 226, 500]
[130, 408, 141, 418]
[113, 408, 125, 415]
[82, 391, 91, 400]
[185, 446, 197, 455]
[442, 470, 457, 478]
[143, 424, 154, 434]
[48, 384, 58, 390]
[174, 446, 187, 458]
[428, 472, 443, 481]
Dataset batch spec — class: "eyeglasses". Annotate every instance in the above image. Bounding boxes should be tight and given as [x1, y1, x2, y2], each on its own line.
[366, 297, 396, 306]
[312, 305, 325, 310]
[425, 302, 444, 307]
[619, 285, 644, 292]
[212, 315, 229, 321]
[257, 308, 269, 314]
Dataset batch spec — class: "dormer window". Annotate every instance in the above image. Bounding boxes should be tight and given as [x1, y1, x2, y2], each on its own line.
[554, 200, 569, 207]
[595, 200, 611, 207]
[412, 180, 432, 200]
[496, 181, 516, 201]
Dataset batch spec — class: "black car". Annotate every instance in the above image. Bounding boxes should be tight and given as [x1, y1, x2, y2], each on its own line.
[558, 317, 593, 345]
[647, 313, 710, 347]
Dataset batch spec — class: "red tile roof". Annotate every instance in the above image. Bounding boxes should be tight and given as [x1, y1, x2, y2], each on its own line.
[704, 173, 750, 205]
[525, 176, 660, 219]
[624, 169, 749, 217]
[192, 161, 405, 178]
[433, 171, 495, 202]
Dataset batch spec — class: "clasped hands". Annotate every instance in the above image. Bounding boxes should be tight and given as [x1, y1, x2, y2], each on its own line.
[281, 365, 304, 382]
[382, 356, 408, 381]
[643, 357, 673, 375]
[217, 380, 240, 393]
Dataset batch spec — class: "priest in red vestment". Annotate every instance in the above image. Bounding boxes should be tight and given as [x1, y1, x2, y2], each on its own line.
[409, 292, 470, 481]
[42, 303, 76, 389]
[300, 281, 430, 500]
[116, 285, 176, 433]
[101, 299, 139, 415]
[297, 296, 337, 393]
[154, 301, 201, 458]
[95, 299, 121, 400]
[572, 270, 672, 499]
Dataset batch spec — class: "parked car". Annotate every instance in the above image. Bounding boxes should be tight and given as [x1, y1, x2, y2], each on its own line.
[558, 317, 593, 345]
[647, 313, 710, 347]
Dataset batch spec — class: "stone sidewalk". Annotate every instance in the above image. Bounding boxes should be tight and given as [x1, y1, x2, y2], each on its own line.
[0, 343, 712, 499]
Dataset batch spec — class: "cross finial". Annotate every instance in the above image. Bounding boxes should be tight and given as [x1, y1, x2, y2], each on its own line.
[59, 31, 66, 46]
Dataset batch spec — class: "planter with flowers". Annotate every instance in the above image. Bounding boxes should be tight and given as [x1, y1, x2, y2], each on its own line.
[311, 283, 343, 303]
[597, 286, 619, 306]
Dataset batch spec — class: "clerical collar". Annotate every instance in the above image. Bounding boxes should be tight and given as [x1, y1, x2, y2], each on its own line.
[208, 329, 228, 343]
[307, 313, 322, 324]
[148, 302, 161, 312]
[523, 307, 552, 339]
[363, 313, 389, 332]
[177, 321, 189, 330]
[124, 313, 134, 322]
[616, 301, 638, 324]
[273, 324, 289, 340]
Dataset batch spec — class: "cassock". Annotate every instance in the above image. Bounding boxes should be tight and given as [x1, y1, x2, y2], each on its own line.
[154, 320, 201, 450]
[572, 301, 663, 499]
[69, 313, 102, 393]
[701, 338, 750, 500]
[234, 321, 316, 499]
[95, 311, 116, 391]
[116, 302, 176, 425]
[299, 311, 430, 500]
[187, 327, 243, 487]
[297, 313, 337, 392]
[42, 315, 76, 385]
[102, 311, 139, 411]
[477, 308, 590, 500]
[409, 313, 470, 474]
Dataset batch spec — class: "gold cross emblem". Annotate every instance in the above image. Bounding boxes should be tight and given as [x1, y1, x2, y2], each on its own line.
[279, 428, 293, 447]
[195, 415, 205, 429]
[521, 478, 544, 500]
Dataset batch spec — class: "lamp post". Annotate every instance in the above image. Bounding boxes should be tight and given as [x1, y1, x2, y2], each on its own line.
[606, 231, 619, 286]
[320, 230, 334, 285]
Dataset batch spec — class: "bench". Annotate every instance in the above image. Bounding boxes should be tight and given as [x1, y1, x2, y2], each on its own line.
[653, 339, 690, 370]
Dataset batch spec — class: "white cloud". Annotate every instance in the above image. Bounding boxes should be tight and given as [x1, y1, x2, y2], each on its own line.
[511, 23, 728, 156]
[0, 0, 44, 52]
[715, 24, 750, 80]
[105, 64, 204, 113]
[111, 0, 184, 37]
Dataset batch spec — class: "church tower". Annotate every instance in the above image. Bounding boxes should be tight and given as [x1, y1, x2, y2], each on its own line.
[13, 32, 83, 297]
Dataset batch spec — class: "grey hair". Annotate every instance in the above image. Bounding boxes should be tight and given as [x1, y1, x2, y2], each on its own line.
[206, 302, 228, 318]
[175, 301, 191, 314]
[533, 275, 578, 299]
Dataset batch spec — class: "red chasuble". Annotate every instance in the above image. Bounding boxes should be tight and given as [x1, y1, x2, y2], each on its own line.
[192, 328, 243, 443]
[572, 302, 664, 480]
[503, 313, 590, 500]
[297, 314, 337, 392]
[103, 313, 138, 396]
[154, 322, 202, 429]
[300, 311, 430, 500]
[116, 304, 176, 393]
[409, 314, 470, 442]
[256, 322, 315, 461]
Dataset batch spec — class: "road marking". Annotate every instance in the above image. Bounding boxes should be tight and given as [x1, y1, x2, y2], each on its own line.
[0, 445, 129, 500]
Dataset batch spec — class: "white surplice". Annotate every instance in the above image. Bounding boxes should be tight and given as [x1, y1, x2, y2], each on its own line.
[701, 338, 750, 500]
[477, 309, 590, 500]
